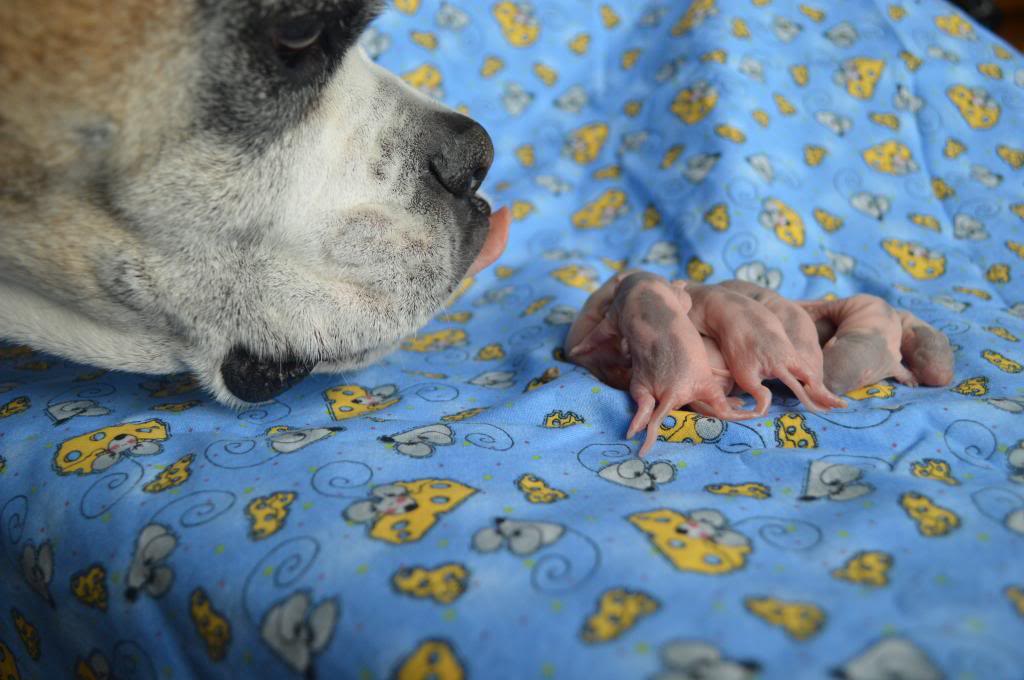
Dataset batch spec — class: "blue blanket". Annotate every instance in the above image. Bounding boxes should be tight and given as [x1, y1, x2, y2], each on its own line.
[2, 1, 1023, 678]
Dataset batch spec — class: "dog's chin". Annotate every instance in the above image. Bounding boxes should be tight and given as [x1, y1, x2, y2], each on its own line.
[212, 343, 395, 408]
[209, 204, 510, 407]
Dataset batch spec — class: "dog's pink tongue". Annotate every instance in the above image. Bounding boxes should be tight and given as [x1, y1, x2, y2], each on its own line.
[467, 206, 511, 277]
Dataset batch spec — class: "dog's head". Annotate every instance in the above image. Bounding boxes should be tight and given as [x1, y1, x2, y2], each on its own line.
[0, 0, 505, 404]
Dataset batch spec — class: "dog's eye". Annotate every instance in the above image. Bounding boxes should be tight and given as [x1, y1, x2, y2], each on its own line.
[273, 16, 323, 50]
[271, 16, 325, 63]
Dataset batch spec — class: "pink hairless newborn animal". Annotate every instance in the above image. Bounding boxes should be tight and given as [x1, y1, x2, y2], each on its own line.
[566, 271, 954, 456]
[686, 281, 847, 415]
[799, 295, 955, 394]
[566, 271, 752, 456]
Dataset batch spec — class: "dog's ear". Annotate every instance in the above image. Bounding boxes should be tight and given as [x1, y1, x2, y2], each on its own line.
[220, 345, 313, 403]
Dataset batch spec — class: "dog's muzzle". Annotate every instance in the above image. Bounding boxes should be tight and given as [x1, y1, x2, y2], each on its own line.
[220, 113, 497, 405]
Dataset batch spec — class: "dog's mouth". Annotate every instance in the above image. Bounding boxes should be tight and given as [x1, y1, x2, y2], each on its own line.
[468, 194, 490, 215]
[467, 205, 511, 277]
[220, 202, 511, 405]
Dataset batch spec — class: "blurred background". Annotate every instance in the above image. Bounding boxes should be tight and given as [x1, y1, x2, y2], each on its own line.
[999, 1, 1024, 47]
[957, 0, 1024, 47]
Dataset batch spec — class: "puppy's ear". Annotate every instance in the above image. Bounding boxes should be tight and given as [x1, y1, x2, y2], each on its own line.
[220, 345, 313, 403]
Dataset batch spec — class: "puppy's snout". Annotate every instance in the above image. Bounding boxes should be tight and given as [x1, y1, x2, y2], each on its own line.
[427, 112, 494, 197]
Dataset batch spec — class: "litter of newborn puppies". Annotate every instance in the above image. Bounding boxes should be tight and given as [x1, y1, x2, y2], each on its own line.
[565, 270, 955, 456]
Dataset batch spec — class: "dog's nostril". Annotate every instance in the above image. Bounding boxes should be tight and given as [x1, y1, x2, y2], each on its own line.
[427, 113, 494, 198]
[469, 168, 486, 193]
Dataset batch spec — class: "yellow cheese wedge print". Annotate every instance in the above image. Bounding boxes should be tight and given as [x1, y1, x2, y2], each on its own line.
[986, 264, 1010, 284]
[572, 190, 629, 229]
[835, 57, 884, 100]
[986, 326, 1019, 342]
[687, 257, 713, 282]
[481, 56, 504, 78]
[493, 2, 540, 48]
[745, 597, 826, 640]
[944, 138, 966, 158]
[982, 350, 1022, 373]
[671, 0, 718, 37]
[581, 589, 659, 643]
[801, 264, 836, 282]
[845, 383, 895, 400]
[952, 376, 988, 396]
[910, 213, 940, 231]
[569, 33, 590, 55]
[832, 551, 892, 586]
[516, 474, 568, 504]
[882, 239, 946, 280]
[910, 459, 959, 486]
[869, 112, 899, 130]
[566, 123, 609, 164]
[978, 63, 1003, 80]
[899, 50, 922, 71]
[947, 85, 1000, 130]
[672, 81, 719, 125]
[790, 64, 809, 86]
[393, 564, 469, 604]
[704, 203, 730, 231]
[997, 144, 1024, 170]
[863, 140, 917, 175]
[628, 508, 751, 575]
[704, 482, 771, 500]
[935, 13, 976, 39]
[760, 198, 805, 247]
[813, 208, 843, 232]
[899, 492, 960, 536]
[395, 640, 465, 680]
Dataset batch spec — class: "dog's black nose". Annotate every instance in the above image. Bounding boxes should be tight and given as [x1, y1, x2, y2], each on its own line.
[427, 112, 494, 197]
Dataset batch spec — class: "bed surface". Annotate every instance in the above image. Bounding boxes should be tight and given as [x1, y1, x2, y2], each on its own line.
[2, 1, 1023, 678]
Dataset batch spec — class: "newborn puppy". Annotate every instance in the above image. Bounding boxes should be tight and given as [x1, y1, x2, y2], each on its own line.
[898, 310, 955, 387]
[686, 283, 843, 416]
[718, 280, 845, 410]
[566, 271, 747, 456]
[800, 296, 954, 393]
[567, 273, 953, 456]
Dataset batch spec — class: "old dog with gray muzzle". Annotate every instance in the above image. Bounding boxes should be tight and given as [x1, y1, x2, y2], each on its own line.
[0, 0, 511, 405]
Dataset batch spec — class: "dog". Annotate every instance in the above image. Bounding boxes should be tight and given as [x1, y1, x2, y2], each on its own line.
[0, 0, 509, 405]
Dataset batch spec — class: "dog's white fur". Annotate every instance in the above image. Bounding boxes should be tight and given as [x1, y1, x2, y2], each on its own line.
[0, 2, 491, 405]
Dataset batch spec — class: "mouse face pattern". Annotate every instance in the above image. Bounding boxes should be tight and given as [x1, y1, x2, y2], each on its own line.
[0, 1, 1022, 679]
[54, 420, 169, 476]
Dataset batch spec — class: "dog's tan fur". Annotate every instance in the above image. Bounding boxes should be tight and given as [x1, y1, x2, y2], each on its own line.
[0, 1, 194, 313]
